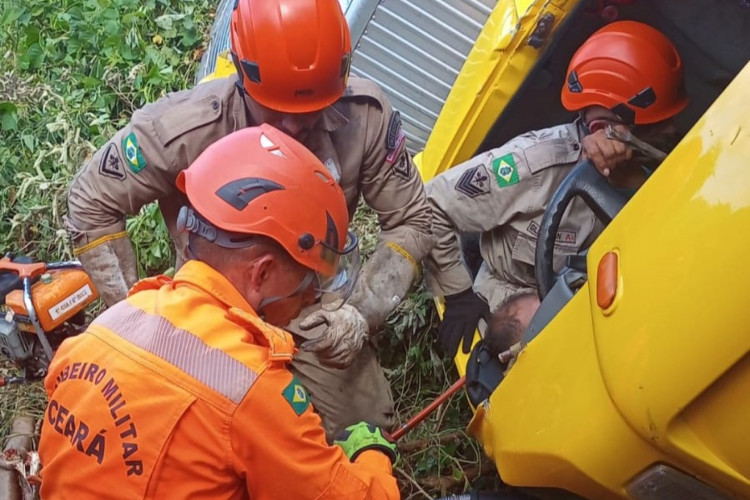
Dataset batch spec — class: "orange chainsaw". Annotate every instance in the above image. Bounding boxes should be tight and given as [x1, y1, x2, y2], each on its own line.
[0, 253, 99, 386]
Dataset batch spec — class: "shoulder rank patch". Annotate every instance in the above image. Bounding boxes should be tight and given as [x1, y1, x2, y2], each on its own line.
[282, 376, 310, 416]
[98, 143, 126, 181]
[391, 152, 412, 180]
[491, 153, 519, 188]
[122, 132, 147, 173]
[386, 111, 406, 163]
[455, 165, 490, 198]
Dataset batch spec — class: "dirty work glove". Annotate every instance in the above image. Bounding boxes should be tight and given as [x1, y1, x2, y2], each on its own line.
[333, 422, 399, 465]
[74, 236, 139, 307]
[299, 304, 368, 369]
[438, 287, 490, 356]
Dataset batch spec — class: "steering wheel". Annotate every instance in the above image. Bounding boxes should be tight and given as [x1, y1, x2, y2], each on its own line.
[534, 160, 630, 299]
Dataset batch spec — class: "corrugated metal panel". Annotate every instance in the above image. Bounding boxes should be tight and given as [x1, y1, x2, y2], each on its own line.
[197, 0, 233, 82]
[350, 0, 495, 152]
[196, 0, 496, 152]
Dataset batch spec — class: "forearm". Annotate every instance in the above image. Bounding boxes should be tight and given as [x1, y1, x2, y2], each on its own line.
[69, 229, 138, 306]
[348, 241, 418, 331]
[422, 202, 474, 298]
[236, 370, 399, 500]
[352, 188, 433, 330]
[66, 155, 139, 305]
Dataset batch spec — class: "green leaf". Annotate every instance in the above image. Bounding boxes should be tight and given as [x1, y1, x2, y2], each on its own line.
[24, 25, 41, 44]
[155, 13, 185, 31]
[80, 76, 100, 88]
[0, 102, 19, 132]
[21, 134, 35, 152]
[0, 102, 17, 113]
[451, 467, 464, 482]
[30, 5, 46, 17]
[1, 113, 18, 131]
[179, 28, 198, 48]
[19, 43, 46, 70]
[121, 12, 139, 25]
[101, 8, 119, 21]
[1, 6, 27, 26]
[125, 27, 139, 48]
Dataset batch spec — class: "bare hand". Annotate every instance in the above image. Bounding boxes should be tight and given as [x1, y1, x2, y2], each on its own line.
[581, 125, 633, 177]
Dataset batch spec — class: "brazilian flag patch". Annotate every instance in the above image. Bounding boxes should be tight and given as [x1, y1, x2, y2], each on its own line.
[491, 153, 520, 188]
[122, 132, 147, 173]
[282, 377, 310, 416]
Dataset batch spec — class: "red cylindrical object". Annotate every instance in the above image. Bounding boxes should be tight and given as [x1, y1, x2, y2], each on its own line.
[389, 376, 467, 441]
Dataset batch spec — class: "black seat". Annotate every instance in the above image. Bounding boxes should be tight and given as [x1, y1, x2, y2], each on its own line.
[465, 340, 507, 408]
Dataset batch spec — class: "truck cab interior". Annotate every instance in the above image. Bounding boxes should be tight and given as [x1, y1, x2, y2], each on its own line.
[459, 3, 750, 498]
[464, 1, 750, 402]
[478, 0, 750, 154]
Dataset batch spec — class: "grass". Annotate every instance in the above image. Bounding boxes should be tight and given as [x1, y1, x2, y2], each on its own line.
[0, 0, 493, 496]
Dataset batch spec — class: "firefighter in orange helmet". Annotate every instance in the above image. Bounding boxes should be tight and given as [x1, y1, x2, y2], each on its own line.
[424, 21, 688, 355]
[39, 125, 400, 499]
[65, 0, 432, 439]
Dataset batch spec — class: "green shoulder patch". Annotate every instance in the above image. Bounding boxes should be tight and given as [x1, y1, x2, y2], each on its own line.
[122, 131, 147, 173]
[491, 153, 520, 188]
[282, 376, 310, 416]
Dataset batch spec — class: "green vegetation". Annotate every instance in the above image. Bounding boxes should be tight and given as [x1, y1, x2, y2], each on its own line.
[0, 0, 490, 496]
[0, 0, 208, 271]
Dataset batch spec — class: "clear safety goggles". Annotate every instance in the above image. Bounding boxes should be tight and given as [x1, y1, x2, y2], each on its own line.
[315, 230, 361, 311]
[177, 206, 360, 310]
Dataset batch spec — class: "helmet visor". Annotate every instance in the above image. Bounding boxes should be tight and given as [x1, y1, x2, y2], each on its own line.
[316, 230, 360, 311]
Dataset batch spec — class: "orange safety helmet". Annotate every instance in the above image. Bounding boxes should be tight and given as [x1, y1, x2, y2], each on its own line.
[230, 0, 352, 113]
[561, 21, 688, 125]
[176, 124, 360, 307]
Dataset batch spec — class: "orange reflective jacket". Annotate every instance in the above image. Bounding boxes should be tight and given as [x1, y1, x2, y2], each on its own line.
[38, 260, 399, 499]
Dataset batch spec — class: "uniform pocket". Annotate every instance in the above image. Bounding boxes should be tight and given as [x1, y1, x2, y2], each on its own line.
[523, 138, 581, 174]
[153, 94, 223, 146]
[510, 233, 538, 285]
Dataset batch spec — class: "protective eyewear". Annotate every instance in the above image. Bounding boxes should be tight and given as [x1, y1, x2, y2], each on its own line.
[315, 230, 360, 311]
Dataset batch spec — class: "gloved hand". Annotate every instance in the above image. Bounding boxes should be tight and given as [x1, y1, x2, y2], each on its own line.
[333, 422, 399, 464]
[74, 236, 139, 307]
[438, 287, 490, 356]
[299, 304, 368, 369]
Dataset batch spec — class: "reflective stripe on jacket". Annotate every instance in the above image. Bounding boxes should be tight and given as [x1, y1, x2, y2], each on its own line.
[39, 260, 398, 500]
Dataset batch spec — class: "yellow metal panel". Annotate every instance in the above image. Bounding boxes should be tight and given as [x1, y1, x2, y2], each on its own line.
[470, 287, 667, 499]
[588, 61, 750, 495]
[417, 0, 583, 182]
[198, 51, 236, 84]
[469, 58, 750, 500]
[678, 355, 750, 483]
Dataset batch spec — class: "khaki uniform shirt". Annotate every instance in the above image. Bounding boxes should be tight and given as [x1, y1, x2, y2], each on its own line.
[424, 122, 604, 311]
[66, 75, 432, 298]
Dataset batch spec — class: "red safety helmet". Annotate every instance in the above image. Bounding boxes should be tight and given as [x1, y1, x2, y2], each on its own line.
[561, 21, 688, 125]
[230, 0, 352, 113]
[176, 124, 360, 307]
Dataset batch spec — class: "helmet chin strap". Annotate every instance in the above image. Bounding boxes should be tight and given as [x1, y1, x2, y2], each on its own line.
[184, 230, 315, 318]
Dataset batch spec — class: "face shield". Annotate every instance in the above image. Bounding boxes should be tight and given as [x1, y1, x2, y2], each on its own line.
[315, 230, 361, 311]
[177, 206, 361, 311]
